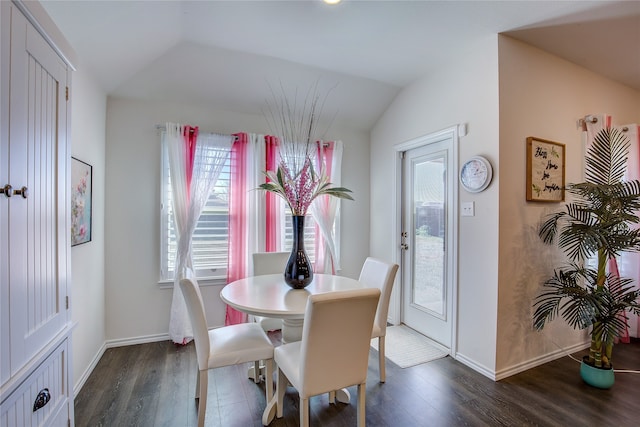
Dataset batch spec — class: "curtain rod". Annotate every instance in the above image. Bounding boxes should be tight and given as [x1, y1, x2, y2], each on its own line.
[155, 124, 233, 138]
[577, 116, 631, 132]
[155, 125, 335, 143]
[577, 115, 598, 129]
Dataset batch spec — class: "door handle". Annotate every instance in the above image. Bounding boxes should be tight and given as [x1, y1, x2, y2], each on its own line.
[13, 186, 28, 199]
[1, 184, 12, 198]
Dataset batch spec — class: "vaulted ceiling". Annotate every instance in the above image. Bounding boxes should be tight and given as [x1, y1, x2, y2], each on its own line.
[41, 0, 640, 131]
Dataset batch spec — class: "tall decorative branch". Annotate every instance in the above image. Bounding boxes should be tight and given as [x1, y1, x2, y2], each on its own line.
[259, 82, 352, 216]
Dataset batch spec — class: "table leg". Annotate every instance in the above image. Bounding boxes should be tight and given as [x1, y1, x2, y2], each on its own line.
[262, 393, 277, 425]
[282, 318, 304, 344]
[252, 317, 304, 385]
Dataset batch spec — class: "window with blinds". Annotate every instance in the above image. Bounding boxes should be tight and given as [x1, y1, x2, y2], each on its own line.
[160, 138, 317, 283]
[160, 142, 231, 281]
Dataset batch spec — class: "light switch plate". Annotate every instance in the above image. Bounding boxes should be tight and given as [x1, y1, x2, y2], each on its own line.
[461, 201, 475, 217]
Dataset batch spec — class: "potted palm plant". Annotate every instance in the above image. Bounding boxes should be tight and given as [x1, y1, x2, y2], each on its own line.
[533, 126, 640, 389]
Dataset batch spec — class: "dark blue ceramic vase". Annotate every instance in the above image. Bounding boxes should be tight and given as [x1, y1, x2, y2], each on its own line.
[284, 215, 314, 289]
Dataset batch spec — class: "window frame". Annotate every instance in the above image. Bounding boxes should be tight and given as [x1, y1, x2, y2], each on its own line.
[159, 134, 231, 286]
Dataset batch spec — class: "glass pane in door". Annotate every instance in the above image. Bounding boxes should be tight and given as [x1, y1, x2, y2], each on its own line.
[412, 154, 446, 317]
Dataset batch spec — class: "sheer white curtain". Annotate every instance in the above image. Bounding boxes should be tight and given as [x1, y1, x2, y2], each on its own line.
[166, 123, 233, 343]
[310, 140, 344, 273]
[248, 133, 267, 262]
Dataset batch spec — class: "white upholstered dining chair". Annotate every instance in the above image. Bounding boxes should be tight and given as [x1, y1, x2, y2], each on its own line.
[252, 251, 290, 331]
[359, 257, 399, 383]
[179, 277, 274, 427]
[273, 288, 380, 427]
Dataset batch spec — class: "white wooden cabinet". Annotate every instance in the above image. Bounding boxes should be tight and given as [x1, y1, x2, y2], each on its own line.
[1, 1, 73, 425]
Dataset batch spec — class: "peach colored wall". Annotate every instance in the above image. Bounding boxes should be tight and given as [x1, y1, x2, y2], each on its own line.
[496, 35, 640, 378]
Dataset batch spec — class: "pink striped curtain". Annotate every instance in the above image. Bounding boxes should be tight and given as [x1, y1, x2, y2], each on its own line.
[620, 122, 640, 339]
[225, 133, 249, 325]
[609, 120, 640, 340]
[226, 133, 282, 325]
[584, 115, 640, 340]
[184, 126, 197, 194]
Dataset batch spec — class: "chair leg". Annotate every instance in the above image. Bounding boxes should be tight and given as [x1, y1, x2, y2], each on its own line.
[300, 397, 310, 427]
[197, 370, 208, 427]
[195, 367, 200, 399]
[254, 360, 261, 383]
[328, 390, 336, 404]
[379, 335, 386, 383]
[276, 367, 288, 418]
[357, 382, 366, 427]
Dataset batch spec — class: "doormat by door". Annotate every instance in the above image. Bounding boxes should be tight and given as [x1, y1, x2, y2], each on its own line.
[371, 325, 448, 368]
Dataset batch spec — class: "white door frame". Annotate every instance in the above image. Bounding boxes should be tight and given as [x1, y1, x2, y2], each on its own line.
[388, 124, 461, 358]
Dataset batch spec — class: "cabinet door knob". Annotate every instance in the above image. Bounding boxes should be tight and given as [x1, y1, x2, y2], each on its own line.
[0, 184, 12, 198]
[33, 388, 50, 412]
[13, 186, 28, 199]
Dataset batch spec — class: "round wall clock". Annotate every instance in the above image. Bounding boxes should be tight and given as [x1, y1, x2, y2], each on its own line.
[460, 156, 493, 193]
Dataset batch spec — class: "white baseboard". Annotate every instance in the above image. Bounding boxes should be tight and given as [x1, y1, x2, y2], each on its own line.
[105, 332, 171, 349]
[73, 342, 106, 397]
[494, 341, 589, 380]
[454, 352, 497, 380]
[453, 339, 589, 382]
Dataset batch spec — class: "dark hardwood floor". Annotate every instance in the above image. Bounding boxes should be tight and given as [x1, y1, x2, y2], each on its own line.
[74, 333, 639, 427]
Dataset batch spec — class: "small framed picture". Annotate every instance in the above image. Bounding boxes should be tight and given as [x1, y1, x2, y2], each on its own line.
[526, 137, 565, 202]
[71, 157, 92, 246]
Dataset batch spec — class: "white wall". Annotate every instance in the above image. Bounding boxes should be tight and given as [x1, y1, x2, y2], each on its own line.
[69, 28, 640, 392]
[496, 36, 640, 377]
[70, 61, 107, 392]
[104, 97, 371, 342]
[371, 35, 501, 374]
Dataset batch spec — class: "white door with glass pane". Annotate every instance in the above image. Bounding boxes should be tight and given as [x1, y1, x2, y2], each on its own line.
[401, 130, 456, 349]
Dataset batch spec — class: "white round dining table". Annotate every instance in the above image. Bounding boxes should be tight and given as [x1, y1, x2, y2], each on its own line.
[220, 273, 364, 343]
[220, 273, 365, 424]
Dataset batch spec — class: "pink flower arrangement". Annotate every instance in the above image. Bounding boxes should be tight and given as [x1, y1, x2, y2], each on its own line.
[260, 156, 352, 216]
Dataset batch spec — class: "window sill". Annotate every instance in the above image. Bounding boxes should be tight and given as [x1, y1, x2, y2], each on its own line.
[158, 276, 227, 289]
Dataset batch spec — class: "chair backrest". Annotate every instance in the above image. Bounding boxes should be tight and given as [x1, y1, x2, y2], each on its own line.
[298, 288, 380, 397]
[358, 257, 399, 338]
[252, 251, 290, 276]
[179, 277, 210, 370]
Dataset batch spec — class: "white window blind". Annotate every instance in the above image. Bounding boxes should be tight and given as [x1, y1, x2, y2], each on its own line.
[160, 138, 231, 281]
